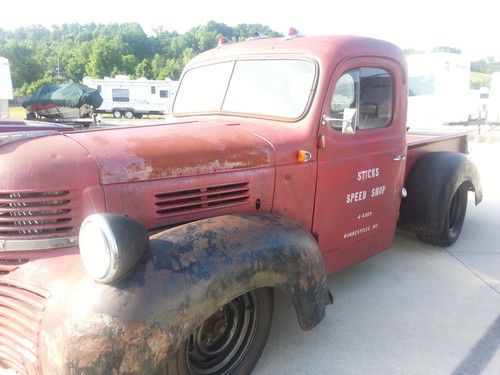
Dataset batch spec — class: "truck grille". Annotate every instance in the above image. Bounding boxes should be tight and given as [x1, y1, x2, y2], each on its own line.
[0, 191, 78, 239]
[0, 278, 49, 374]
[155, 182, 250, 218]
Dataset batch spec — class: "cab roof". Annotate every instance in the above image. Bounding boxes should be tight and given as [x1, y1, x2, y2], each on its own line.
[188, 35, 405, 67]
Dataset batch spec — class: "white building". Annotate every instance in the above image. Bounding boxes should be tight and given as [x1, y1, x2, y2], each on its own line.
[0, 57, 13, 119]
[487, 72, 500, 124]
[83, 75, 178, 118]
[406, 52, 471, 128]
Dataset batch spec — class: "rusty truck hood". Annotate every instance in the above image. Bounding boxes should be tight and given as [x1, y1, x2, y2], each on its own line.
[66, 120, 275, 184]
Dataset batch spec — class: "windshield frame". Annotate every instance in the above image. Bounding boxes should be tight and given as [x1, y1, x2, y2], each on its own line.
[172, 55, 319, 122]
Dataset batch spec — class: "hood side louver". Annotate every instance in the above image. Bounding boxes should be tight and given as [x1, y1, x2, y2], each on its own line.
[155, 182, 250, 218]
[0, 190, 79, 239]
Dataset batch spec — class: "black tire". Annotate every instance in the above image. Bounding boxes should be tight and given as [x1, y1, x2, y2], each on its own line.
[124, 110, 134, 119]
[417, 184, 468, 247]
[113, 110, 122, 118]
[166, 288, 274, 375]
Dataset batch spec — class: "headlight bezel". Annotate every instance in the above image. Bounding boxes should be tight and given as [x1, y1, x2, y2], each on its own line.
[78, 213, 149, 284]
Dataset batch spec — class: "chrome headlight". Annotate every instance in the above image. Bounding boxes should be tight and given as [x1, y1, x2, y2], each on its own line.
[79, 214, 149, 283]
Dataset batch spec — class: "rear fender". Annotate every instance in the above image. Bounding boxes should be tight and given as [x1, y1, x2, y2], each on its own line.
[399, 152, 482, 234]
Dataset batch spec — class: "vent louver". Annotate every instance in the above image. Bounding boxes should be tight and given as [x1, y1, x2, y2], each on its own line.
[0, 191, 78, 239]
[155, 182, 250, 218]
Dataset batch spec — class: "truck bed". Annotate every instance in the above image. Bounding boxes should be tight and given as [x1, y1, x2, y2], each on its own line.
[405, 131, 468, 178]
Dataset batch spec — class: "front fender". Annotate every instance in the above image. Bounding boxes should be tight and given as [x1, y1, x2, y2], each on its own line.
[40, 214, 327, 374]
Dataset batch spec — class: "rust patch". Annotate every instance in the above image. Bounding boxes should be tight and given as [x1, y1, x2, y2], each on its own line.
[67, 123, 275, 184]
[39, 214, 327, 374]
[119, 338, 149, 374]
[146, 330, 170, 366]
[90, 135, 112, 146]
[68, 335, 116, 370]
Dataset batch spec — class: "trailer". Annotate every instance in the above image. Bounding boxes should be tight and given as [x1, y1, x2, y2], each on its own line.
[0, 57, 13, 120]
[83, 75, 178, 118]
[407, 52, 471, 128]
[23, 82, 103, 127]
[487, 72, 500, 124]
[468, 87, 489, 122]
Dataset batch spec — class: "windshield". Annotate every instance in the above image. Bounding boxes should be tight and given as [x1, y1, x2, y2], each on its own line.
[173, 59, 316, 119]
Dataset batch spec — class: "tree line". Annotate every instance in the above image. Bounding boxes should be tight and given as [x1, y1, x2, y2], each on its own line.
[0, 21, 282, 96]
[2, 22, 499, 96]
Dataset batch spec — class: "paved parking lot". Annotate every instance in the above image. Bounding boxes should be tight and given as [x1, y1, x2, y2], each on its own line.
[254, 140, 500, 375]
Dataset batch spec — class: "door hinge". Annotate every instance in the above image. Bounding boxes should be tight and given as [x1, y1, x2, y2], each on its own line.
[318, 134, 326, 149]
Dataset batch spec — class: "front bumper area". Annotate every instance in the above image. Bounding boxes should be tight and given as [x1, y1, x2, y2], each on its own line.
[1, 248, 172, 375]
[2, 243, 203, 375]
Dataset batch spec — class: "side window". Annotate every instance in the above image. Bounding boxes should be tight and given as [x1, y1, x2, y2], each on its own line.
[151, 86, 156, 94]
[330, 70, 359, 130]
[159, 90, 168, 98]
[112, 88, 129, 102]
[330, 67, 393, 131]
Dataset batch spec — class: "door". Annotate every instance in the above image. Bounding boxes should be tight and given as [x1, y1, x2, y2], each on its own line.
[312, 57, 407, 271]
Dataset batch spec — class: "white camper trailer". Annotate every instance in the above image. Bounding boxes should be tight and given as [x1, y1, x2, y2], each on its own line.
[487, 72, 500, 124]
[468, 87, 489, 121]
[0, 57, 13, 119]
[406, 52, 471, 128]
[83, 76, 178, 118]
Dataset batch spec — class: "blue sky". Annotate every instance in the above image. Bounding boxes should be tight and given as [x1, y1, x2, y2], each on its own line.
[1, 0, 498, 59]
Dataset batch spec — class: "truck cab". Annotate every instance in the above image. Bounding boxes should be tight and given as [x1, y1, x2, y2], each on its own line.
[0, 34, 481, 375]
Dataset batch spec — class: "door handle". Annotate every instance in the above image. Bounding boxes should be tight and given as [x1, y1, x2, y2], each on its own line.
[393, 154, 406, 161]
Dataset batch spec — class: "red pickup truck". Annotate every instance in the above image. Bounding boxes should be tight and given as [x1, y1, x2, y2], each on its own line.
[0, 34, 482, 375]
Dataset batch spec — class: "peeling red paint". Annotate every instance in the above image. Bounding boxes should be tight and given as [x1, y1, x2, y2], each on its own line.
[67, 121, 275, 184]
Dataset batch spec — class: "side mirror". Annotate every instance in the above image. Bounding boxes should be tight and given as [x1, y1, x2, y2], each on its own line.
[322, 108, 357, 135]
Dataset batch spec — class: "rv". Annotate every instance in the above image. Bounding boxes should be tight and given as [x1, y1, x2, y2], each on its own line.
[83, 76, 178, 118]
[406, 52, 471, 128]
[0, 57, 13, 119]
[487, 72, 500, 124]
[468, 87, 489, 121]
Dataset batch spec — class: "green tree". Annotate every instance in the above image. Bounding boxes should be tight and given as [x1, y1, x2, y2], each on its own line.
[122, 54, 138, 76]
[432, 46, 462, 54]
[85, 37, 122, 78]
[135, 58, 152, 79]
[16, 74, 66, 96]
[0, 21, 284, 89]
[0, 40, 44, 87]
[471, 57, 500, 74]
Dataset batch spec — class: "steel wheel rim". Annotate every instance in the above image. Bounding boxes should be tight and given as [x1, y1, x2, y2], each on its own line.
[186, 292, 258, 375]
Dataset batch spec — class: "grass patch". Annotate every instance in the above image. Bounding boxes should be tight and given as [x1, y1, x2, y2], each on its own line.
[470, 72, 491, 89]
[8, 106, 26, 119]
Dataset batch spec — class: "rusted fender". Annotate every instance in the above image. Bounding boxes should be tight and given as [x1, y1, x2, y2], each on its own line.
[40, 214, 327, 375]
[399, 152, 482, 234]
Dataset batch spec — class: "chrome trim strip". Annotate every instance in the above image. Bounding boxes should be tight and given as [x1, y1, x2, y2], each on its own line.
[0, 236, 78, 252]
